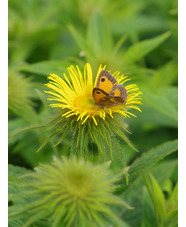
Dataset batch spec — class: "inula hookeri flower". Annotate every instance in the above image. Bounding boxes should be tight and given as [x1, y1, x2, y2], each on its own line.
[43, 63, 142, 158]
[9, 156, 131, 227]
[45, 63, 142, 126]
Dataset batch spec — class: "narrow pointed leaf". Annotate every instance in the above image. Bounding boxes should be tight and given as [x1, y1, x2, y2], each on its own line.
[127, 139, 178, 185]
[87, 11, 113, 54]
[121, 31, 171, 64]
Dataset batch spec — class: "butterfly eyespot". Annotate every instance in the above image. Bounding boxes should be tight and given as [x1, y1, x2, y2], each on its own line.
[101, 78, 105, 82]
[96, 91, 101, 94]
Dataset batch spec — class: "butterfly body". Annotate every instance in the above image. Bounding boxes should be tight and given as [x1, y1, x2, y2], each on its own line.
[92, 70, 128, 107]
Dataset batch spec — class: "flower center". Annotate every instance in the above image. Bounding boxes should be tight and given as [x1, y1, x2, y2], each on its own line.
[74, 94, 101, 115]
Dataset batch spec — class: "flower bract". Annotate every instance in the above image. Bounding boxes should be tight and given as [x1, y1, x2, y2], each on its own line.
[9, 156, 131, 227]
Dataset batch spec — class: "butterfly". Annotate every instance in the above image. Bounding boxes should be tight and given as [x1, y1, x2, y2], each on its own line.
[92, 70, 128, 107]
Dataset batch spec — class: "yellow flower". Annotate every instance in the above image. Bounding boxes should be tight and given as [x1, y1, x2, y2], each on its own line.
[45, 63, 142, 126]
[42, 63, 142, 157]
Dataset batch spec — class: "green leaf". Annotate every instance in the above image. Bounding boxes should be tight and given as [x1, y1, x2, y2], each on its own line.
[110, 15, 169, 35]
[151, 60, 178, 86]
[8, 165, 32, 205]
[165, 210, 178, 227]
[144, 174, 166, 226]
[141, 86, 178, 126]
[162, 179, 173, 196]
[8, 118, 29, 146]
[9, 164, 31, 179]
[141, 187, 157, 227]
[166, 183, 178, 211]
[119, 160, 177, 226]
[8, 219, 23, 227]
[112, 35, 128, 57]
[87, 11, 113, 55]
[18, 61, 71, 77]
[9, 127, 53, 167]
[127, 139, 178, 185]
[121, 31, 171, 64]
[68, 25, 93, 58]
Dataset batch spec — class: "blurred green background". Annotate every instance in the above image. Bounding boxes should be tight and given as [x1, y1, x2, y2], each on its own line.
[8, 0, 178, 226]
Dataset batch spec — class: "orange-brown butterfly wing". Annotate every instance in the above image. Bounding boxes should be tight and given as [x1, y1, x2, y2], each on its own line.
[93, 88, 126, 106]
[96, 70, 117, 94]
[109, 84, 128, 105]
[92, 88, 110, 105]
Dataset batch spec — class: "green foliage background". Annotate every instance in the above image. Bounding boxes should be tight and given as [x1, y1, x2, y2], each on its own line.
[8, 0, 178, 226]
